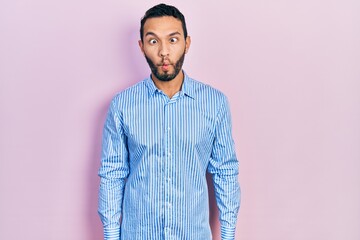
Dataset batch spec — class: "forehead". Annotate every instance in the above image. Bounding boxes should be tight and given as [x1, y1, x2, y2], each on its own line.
[143, 16, 184, 37]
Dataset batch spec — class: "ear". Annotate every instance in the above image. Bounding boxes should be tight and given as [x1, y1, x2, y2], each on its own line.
[185, 36, 191, 54]
[138, 40, 145, 56]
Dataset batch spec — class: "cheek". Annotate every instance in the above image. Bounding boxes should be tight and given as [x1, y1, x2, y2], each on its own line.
[172, 47, 186, 59]
[172, 43, 186, 53]
[144, 47, 160, 58]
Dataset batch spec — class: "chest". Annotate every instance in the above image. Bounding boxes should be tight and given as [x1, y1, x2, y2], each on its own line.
[121, 98, 217, 148]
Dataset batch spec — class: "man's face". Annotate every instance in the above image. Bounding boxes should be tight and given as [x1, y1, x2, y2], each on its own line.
[139, 16, 191, 82]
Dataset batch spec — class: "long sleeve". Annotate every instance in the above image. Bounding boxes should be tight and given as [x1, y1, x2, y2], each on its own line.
[98, 99, 129, 240]
[207, 97, 241, 240]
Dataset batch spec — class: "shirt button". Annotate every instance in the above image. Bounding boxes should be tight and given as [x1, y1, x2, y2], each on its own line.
[166, 177, 171, 182]
[167, 127, 171, 131]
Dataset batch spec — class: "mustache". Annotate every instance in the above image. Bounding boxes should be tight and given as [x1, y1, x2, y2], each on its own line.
[157, 59, 172, 66]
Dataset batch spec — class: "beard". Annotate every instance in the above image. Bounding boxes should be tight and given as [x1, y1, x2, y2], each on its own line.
[145, 50, 186, 82]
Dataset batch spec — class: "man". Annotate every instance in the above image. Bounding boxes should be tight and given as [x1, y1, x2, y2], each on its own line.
[98, 4, 240, 240]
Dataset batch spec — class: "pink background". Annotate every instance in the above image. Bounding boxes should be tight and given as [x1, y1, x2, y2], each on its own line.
[1, 0, 359, 239]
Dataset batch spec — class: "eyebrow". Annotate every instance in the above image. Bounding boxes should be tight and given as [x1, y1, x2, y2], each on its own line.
[145, 31, 182, 38]
[169, 31, 181, 36]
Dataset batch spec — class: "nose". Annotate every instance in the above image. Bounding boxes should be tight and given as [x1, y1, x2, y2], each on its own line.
[159, 42, 170, 57]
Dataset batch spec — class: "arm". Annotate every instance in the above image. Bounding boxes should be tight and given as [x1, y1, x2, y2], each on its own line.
[98, 99, 129, 240]
[207, 97, 241, 240]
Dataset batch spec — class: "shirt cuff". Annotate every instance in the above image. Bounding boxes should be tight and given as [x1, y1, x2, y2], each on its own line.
[104, 227, 120, 240]
[221, 226, 236, 240]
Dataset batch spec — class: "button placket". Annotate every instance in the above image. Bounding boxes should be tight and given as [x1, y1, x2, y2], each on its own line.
[163, 101, 171, 235]
[163, 98, 178, 239]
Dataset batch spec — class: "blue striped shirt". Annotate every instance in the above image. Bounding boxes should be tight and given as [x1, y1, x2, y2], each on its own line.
[98, 73, 241, 240]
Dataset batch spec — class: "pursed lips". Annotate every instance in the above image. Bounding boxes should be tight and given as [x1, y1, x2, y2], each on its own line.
[158, 60, 171, 70]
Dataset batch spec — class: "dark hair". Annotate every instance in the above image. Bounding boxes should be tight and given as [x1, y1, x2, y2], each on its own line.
[140, 3, 188, 42]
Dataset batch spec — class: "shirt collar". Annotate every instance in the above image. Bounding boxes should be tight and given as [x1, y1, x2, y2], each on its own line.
[145, 71, 195, 99]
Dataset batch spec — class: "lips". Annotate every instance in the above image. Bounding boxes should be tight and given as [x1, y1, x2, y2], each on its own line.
[159, 61, 171, 71]
[161, 64, 170, 71]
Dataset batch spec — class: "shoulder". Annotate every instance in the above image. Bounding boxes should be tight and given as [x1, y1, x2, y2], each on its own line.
[187, 76, 228, 105]
[110, 79, 148, 108]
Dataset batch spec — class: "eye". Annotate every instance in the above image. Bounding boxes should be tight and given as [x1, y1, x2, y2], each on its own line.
[169, 37, 178, 43]
[149, 39, 158, 44]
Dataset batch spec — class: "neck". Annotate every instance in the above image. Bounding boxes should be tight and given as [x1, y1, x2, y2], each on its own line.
[152, 70, 184, 98]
